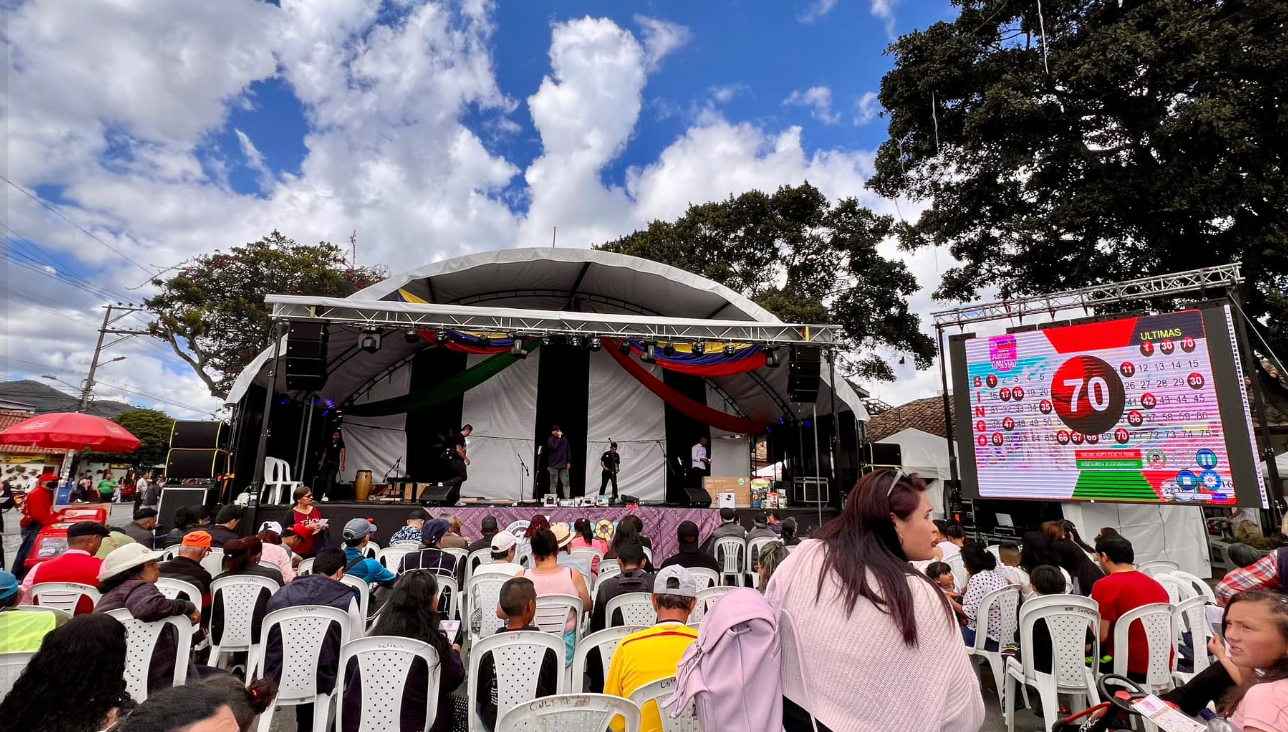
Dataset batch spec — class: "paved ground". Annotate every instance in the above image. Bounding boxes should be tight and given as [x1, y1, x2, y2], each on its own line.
[2, 503, 1033, 731]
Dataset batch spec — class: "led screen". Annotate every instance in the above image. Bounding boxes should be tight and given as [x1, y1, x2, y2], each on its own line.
[950, 304, 1267, 507]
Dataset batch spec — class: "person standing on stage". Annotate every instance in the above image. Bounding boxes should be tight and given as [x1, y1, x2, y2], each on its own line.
[546, 425, 572, 499]
[599, 442, 621, 498]
[318, 429, 345, 502]
[690, 437, 711, 489]
[441, 425, 472, 501]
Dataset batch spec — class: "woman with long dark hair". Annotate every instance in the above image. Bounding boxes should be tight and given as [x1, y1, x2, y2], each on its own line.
[604, 514, 652, 569]
[0, 613, 132, 732]
[765, 470, 984, 732]
[959, 544, 1008, 649]
[283, 486, 326, 557]
[1019, 531, 1073, 593]
[344, 571, 465, 732]
[519, 528, 592, 666]
[570, 517, 608, 575]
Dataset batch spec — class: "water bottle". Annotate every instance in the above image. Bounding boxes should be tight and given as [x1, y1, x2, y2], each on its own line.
[1199, 709, 1241, 731]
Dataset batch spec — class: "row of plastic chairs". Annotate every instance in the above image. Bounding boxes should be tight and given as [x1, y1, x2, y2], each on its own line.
[711, 535, 785, 587]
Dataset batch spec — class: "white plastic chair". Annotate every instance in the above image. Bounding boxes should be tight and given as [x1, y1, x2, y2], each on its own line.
[467, 630, 567, 732]
[1137, 560, 1180, 577]
[571, 626, 643, 692]
[466, 547, 492, 585]
[297, 558, 315, 576]
[12, 605, 71, 625]
[467, 574, 511, 646]
[1151, 573, 1193, 604]
[158, 545, 180, 562]
[642, 547, 653, 566]
[473, 563, 523, 579]
[516, 544, 533, 570]
[1172, 595, 1213, 685]
[105, 608, 194, 703]
[605, 593, 657, 628]
[713, 536, 746, 587]
[1112, 602, 1177, 694]
[443, 547, 469, 567]
[362, 542, 381, 560]
[496, 693, 641, 732]
[261, 457, 301, 504]
[340, 575, 371, 632]
[598, 559, 621, 578]
[251, 605, 352, 732]
[945, 553, 968, 590]
[0, 652, 35, 700]
[209, 575, 280, 678]
[1169, 570, 1216, 604]
[155, 577, 203, 607]
[631, 675, 702, 732]
[534, 594, 584, 643]
[1004, 595, 1101, 732]
[967, 585, 1021, 710]
[30, 582, 100, 615]
[985, 545, 1003, 562]
[690, 586, 736, 625]
[336, 636, 442, 732]
[435, 575, 461, 622]
[745, 537, 782, 586]
[689, 567, 719, 591]
[378, 546, 415, 573]
[571, 546, 604, 571]
[200, 548, 225, 577]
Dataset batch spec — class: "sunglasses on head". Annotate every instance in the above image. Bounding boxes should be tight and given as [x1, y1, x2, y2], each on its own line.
[886, 468, 905, 498]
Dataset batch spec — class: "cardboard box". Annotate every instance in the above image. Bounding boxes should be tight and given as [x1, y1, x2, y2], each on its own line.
[704, 476, 751, 507]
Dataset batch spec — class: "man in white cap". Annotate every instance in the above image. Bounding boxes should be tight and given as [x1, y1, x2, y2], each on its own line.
[604, 565, 700, 732]
[474, 531, 521, 577]
[340, 518, 396, 586]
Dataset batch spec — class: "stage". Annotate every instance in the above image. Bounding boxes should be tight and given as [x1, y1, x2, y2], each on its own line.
[250, 501, 838, 559]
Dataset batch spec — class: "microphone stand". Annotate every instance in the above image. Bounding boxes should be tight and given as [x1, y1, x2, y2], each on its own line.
[516, 451, 530, 505]
[383, 455, 403, 482]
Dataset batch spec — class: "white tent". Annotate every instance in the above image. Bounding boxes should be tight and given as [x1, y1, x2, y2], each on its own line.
[878, 427, 953, 518]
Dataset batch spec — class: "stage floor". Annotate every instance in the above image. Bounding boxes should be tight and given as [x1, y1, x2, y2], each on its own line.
[251, 501, 836, 559]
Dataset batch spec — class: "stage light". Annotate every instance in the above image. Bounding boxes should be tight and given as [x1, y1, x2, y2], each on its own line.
[541, 335, 552, 346]
[280, 397, 291, 405]
[510, 339, 527, 359]
[765, 347, 781, 367]
[692, 341, 706, 355]
[435, 330, 450, 345]
[570, 335, 582, 348]
[404, 330, 420, 344]
[804, 419, 812, 428]
[779, 416, 785, 424]
[724, 343, 736, 357]
[642, 342, 658, 363]
[589, 337, 602, 352]
[663, 343, 676, 358]
[618, 340, 632, 356]
[359, 327, 383, 353]
[477, 335, 491, 347]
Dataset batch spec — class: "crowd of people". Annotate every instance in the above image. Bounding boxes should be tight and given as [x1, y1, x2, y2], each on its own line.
[1, 469, 1286, 732]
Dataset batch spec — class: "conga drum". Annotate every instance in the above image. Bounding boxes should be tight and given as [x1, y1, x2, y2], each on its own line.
[354, 470, 373, 502]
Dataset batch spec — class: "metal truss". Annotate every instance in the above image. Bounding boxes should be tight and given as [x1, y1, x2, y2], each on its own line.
[266, 295, 840, 346]
[930, 264, 1244, 329]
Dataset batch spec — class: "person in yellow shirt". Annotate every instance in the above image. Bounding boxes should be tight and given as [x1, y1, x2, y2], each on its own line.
[0, 570, 57, 653]
[603, 565, 700, 732]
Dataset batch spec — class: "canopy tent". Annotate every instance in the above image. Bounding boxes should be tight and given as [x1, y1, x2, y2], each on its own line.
[227, 248, 866, 502]
[878, 427, 953, 518]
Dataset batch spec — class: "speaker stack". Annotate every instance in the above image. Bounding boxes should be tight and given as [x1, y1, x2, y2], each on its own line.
[285, 321, 329, 392]
[787, 346, 821, 403]
[165, 420, 232, 480]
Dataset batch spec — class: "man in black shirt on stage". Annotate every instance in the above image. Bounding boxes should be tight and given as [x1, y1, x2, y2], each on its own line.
[423, 424, 471, 505]
[545, 425, 571, 499]
[318, 429, 345, 502]
[599, 442, 621, 498]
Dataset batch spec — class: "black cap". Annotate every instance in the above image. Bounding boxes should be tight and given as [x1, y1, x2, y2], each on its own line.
[719, 508, 737, 522]
[67, 522, 112, 540]
[551, 424, 562, 432]
[133, 507, 159, 521]
[677, 521, 699, 552]
[215, 504, 245, 525]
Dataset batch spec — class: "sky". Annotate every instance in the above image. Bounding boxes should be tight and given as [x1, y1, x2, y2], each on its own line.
[1, 0, 972, 420]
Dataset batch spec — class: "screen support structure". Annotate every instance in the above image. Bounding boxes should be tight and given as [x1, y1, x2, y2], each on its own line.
[930, 264, 1283, 528]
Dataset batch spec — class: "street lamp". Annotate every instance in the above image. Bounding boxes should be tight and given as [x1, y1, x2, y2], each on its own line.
[41, 374, 81, 392]
[43, 355, 126, 410]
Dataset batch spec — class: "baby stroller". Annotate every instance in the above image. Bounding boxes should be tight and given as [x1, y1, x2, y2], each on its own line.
[1052, 675, 1151, 732]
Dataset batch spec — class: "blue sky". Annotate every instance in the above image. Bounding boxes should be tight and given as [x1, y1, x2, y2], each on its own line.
[3, 0, 963, 417]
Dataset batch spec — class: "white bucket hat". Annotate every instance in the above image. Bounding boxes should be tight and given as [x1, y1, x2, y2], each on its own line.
[98, 543, 162, 581]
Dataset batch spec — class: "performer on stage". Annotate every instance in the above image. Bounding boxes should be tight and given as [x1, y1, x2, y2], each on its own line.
[690, 436, 710, 489]
[444, 424, 472, 500]
[317, 429, 345, 502]
[599, 442, 621, 498]
[546, 425, 572, 499]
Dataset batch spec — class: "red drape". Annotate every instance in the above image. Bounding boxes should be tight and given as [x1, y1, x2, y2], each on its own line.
[603, 338, 769, 434]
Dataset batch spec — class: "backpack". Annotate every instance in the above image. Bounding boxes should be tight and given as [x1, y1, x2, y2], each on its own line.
[662, 588, 783, 732]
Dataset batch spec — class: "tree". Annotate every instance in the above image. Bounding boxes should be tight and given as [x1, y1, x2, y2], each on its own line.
[145, 231, 387, 398]
[869, 0, 1288, 357]
[81, 409, 175, 470]
[596, 183, 935, 381]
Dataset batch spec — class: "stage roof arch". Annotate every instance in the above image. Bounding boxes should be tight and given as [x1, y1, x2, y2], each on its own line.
[227, 247, 868, 425]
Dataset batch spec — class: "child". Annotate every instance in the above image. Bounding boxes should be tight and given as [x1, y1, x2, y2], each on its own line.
[475, 577, 560, 731]
[925, 561, 968, 624]
[1023, 564, 1067, 674]
[998, 543, 1031, 596]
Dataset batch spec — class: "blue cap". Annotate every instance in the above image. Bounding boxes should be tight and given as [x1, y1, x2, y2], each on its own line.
[0, 571, 18, 601]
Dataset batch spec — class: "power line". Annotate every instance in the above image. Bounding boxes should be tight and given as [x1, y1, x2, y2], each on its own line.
[0, 174, 155, 276]
[0, 225, 137, 302]
[2, 355, 216, 416]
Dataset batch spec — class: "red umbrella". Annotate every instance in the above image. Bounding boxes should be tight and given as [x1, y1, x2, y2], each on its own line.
[0, 412, 141, 453]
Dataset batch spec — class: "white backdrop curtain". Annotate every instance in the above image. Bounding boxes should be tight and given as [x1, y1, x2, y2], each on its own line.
[1061, 503, 1212, 578]
[583, 350, 667, 501]
[341, 367, 409, 484]
[460, 350, 541, 501]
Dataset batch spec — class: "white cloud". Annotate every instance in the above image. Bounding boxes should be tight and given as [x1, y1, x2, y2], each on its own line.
[871, 0, 900, 39]
[709, 84, 749, 104]
[798, 0, 839, 24]
[234, 129, 274, 189]
[783, 86, 841, 125]
[633, 15, 691, 71]
[854, 91, 881, 125]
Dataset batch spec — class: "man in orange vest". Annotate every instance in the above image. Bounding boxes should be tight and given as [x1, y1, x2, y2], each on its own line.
[20, 521, 109, 614]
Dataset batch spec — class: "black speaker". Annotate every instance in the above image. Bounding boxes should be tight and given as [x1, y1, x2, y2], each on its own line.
[417, 484, 460, 506]
[166, 449, 231, 479]
[865, 442, 903, 469]
[682, 487, 712, 508]
[787, 345, 821, 403]
[156, 485, 212, 532]
[286, 321, 329, 391]
[169, 420, 229, 450]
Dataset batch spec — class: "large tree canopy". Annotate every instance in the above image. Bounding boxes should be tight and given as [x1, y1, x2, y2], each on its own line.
[870, 0, 1288, 355]
[596, 183, 935, 381]
[81, 408, 174, 469]
[145, 231, 386, 398]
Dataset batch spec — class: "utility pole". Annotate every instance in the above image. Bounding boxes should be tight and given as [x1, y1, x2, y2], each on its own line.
[80, 303, 151, 411]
